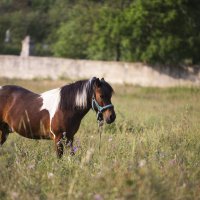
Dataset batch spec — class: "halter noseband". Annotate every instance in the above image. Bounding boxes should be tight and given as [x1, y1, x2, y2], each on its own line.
[92, 95, 113, 122]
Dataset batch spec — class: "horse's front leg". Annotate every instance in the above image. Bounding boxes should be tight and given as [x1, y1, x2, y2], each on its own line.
[66, 137, 75, 156]
[54, 134, 64, 158]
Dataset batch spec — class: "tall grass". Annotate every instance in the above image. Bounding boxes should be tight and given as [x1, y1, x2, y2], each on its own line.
[0, 79, 200, 200]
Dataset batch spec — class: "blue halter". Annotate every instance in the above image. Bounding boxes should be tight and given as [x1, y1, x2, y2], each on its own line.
[92, 95, 113, 121]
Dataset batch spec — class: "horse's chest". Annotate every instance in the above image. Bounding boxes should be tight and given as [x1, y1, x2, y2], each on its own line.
[51, 111, 83, 135]
[66, 117, 81, 132]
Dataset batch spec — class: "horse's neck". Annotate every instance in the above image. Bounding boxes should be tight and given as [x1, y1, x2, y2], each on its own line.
[76, 107, 91, 118]
[78, 109, 90, 119]
[63, 107, 91, 120]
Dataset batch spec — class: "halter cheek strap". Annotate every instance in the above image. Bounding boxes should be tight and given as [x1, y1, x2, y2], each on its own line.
[92, 96, 113, 121]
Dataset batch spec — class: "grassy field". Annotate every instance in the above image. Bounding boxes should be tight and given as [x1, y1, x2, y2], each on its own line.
[0, 78, 200, 200]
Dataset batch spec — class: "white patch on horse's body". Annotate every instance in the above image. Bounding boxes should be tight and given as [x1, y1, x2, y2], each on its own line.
[40, 88, 61, 138]
[0, 86, 2, 90]
[75, 80, 91, 108]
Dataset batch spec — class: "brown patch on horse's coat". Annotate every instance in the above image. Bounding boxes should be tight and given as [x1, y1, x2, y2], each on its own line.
[0, 85, 50, 139]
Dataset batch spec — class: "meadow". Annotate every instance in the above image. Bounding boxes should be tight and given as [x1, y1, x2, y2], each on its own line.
[0, 78, 200, 200]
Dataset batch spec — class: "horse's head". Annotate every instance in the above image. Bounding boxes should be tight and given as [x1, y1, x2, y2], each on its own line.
[92, 78, 116, 124]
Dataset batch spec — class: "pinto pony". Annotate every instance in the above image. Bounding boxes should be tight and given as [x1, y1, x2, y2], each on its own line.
[0, 77, 116, 157]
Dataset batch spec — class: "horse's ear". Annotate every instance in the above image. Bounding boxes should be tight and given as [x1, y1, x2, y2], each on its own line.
[90, 77, 102, 88]
[101, 78, 105, 82]
[94, 78, 101, 88]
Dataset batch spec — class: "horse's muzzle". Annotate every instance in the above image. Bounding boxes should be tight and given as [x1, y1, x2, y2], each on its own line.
[106, 113, 116, 124]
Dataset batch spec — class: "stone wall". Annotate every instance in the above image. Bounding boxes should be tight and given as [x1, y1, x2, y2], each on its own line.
[0, 55, 199, 87]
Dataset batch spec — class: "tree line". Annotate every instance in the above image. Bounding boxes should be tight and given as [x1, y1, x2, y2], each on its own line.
[0, 0, 200, 65]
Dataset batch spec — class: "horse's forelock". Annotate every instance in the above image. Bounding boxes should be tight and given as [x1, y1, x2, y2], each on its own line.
[91, 77, 113, 93]
[105, 81, 114, 93]
[100, 79, 114, 96]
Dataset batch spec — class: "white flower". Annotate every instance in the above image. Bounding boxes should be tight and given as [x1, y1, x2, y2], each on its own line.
[85, 148, 94, 164]
[138, 159, 146, 168]
[47, 172, 54, 179]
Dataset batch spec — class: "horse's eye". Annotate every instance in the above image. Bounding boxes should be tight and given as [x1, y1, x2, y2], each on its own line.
[100, 95, 104, 99]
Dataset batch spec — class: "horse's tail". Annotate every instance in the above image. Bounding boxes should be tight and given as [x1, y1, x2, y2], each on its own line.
[0, 86, 10, 146]
[0, 86, 4, 121]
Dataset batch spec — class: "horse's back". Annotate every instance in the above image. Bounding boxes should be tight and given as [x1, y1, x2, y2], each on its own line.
[0, 85, 39, 113]
[0, 85, 38, 97]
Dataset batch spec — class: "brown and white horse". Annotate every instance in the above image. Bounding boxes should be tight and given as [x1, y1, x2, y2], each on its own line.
[0, 77, 116, 157]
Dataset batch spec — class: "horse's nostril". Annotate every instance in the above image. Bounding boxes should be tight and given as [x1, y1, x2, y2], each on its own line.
[110, 114, 116, 121]
[106, 114, 116, 124]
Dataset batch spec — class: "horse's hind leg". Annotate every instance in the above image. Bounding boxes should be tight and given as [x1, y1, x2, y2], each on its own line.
[0, 131, 9, 146]
[0, 122, 10, 146]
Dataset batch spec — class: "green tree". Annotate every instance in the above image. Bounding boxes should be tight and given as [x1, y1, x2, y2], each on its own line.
[52, 2, 95, 59]
[124, 0, 200, 64]
[87, 5, 124, 61]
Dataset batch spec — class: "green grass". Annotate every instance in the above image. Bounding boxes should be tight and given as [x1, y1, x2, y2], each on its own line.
[0, 78, 200, 200]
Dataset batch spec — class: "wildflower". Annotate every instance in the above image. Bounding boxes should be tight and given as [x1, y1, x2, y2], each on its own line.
[73, 146, 78, 153]
[84, 148, 94, 164]
[28, 163, 35, 169]
[10, 191, 19, 200]
[138, 159, 146, 168]
[94, 194, 103, 200]
[47, 172, 54, 179]
[169, 154, 177, 166]
[182, 183, 186, 188]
